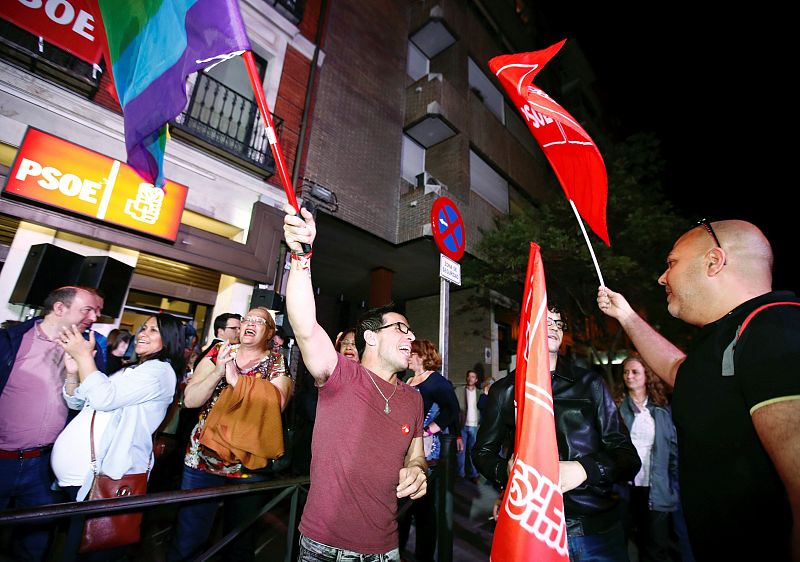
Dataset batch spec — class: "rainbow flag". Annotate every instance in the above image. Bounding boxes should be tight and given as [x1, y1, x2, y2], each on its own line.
[97, 0, 251, 187]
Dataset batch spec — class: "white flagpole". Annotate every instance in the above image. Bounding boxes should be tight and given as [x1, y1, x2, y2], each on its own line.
[568, 199, 605, 287]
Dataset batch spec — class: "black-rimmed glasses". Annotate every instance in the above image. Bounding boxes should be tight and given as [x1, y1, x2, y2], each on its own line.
[546, 318, 568, 331]
[696, 218, 723, 249]
[373, 321, 412, 334]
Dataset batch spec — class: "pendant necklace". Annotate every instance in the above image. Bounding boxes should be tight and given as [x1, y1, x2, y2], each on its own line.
[366, 371, 398, 414]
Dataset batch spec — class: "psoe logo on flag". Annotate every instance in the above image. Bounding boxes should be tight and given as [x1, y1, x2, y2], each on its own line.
[2, 127, 187, 241]
[505, 459, 568, 556]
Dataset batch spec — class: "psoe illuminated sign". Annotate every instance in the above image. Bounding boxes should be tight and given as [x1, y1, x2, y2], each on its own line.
[2, 128, 188, 242]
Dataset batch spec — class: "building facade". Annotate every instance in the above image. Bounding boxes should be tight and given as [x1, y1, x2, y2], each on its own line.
[301, 0, 603, 384]
[0, 0, 604, 386]
[0, 0, 324, 343]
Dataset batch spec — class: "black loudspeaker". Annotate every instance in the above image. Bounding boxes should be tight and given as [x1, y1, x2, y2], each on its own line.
[77, 256, 134, 318]
[9, 244, 84, 308]
[250, 288, 276, 310]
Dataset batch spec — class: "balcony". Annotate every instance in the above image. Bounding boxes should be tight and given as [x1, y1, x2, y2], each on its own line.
[404, 73, 462, 148]
[262, 0, 305, 25]
[0, 20, 102, 100]
[170, 72, 281, 177]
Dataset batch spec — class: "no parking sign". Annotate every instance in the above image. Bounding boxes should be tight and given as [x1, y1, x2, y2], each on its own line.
[430, 196, 465, 262]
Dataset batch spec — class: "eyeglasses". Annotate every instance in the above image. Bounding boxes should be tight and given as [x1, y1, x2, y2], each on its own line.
[547, 317, 568, 331]
[373, 321, 412, 334]
[339, 340, 356, 348]
[241, 316, 268, 326]
[696, 218, 722, 249]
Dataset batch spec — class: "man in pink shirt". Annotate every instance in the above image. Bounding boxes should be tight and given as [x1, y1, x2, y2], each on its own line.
[0, 286, 104, 561]
[283, 204, 427, 561]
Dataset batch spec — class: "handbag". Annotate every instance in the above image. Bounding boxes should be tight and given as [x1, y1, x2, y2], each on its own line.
[79, 411, 149, 554]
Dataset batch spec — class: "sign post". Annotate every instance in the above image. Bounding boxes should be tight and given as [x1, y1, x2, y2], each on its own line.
[430, 197, 465, 380]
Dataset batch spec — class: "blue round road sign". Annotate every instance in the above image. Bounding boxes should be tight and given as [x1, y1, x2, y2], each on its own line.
[430, 196, 465, 262]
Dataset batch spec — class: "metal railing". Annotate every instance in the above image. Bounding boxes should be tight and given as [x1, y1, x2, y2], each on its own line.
[0, 476, 309, 562]
[1, 443, 457, 562]
[171, 71, 282, 176]
[263, 0, 305, 24]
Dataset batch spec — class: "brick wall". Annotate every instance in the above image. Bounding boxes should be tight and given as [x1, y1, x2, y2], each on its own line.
[304, 0, 409, 243]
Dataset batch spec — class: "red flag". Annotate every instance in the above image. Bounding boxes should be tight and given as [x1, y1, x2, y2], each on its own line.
[489, 41, 610, 246]
[490, 242, 569, 562]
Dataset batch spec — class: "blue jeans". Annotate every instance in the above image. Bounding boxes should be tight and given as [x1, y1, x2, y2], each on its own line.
[166, 465, 270, 562]
[297, 533, 400, 561]
[567, 521, 630, 562]
[0, 453, 63, 561]
[456, 425, 478, 478]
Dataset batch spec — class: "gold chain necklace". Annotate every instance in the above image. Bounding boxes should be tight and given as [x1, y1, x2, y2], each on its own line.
[366, 371, 398, 414]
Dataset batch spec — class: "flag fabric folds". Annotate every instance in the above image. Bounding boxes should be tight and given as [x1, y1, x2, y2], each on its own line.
[97, 0, 251, 187]
[489, 41, 610, 245]
[490, 242, 569, 562]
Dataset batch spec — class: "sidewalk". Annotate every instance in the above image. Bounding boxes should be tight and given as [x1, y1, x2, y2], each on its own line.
[387, 476, 499, 562]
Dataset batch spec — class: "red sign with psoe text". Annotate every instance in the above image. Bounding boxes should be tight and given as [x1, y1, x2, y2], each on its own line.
[2, 127, 188, 241]
[1, 0, 105, 65]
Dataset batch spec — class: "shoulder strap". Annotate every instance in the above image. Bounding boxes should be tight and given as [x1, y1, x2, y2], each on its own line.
[721, 302, 800, 376]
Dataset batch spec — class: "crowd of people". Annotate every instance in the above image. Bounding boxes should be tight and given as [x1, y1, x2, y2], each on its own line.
[0, 214, 797, 562]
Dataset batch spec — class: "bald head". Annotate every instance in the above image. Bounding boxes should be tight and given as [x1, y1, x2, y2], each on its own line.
[660, 220, 773, 325]
[710, 220, 773, 283]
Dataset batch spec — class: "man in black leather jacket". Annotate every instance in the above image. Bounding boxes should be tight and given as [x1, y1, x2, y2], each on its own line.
[473, 304, 640, 560]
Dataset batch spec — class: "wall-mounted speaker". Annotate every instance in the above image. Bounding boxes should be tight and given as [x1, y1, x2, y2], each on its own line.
[9, 244, 84, 308]
[77, 256, 134, 318]
[250, 288, 276, 310]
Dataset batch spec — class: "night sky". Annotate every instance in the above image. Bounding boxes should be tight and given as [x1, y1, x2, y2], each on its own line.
[536, 4, 798, 293]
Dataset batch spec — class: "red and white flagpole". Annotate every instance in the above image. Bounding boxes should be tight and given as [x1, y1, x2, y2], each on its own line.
[242, 50, 300, 212]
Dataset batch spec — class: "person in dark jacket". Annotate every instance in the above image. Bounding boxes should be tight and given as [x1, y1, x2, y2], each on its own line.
[473, 303, 640, 561]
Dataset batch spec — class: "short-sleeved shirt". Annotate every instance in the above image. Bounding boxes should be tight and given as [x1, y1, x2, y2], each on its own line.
[299, 354, 424, 553]
[184, 343, 286, 477]
[672, 291, 800, 561]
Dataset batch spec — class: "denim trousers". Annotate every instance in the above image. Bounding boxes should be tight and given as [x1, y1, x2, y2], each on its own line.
[567, 521, 630, 562]
[0, 453, 62, 561]
[166, 465, 270, 562]
[297, 533, 401, 562]
[456, 425, 478, 478]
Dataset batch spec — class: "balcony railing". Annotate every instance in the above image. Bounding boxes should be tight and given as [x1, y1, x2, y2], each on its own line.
[264, 0, 305, 24]
[171, 71, 281, 177]
[0, 20, 102, 99]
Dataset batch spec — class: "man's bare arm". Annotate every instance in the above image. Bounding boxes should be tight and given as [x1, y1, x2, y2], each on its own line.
[397, 436, 427, 500]
[752, 399, 800, 560]
[597, 286, 686, 386]
[284, 204, 338, 385]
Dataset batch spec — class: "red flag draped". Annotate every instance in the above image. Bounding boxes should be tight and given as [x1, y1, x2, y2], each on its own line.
[489, 41, 610, 246]
[490, 242, 569, 562]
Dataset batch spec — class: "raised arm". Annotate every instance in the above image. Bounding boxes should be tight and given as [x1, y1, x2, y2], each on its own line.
[597, 286, 686, 387]
[283, 204, 338, 385]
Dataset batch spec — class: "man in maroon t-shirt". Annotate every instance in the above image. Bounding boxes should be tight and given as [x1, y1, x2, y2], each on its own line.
[284, 204, 427, 560]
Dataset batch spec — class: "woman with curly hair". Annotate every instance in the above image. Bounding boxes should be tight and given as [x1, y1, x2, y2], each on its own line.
[615, 354, 683, 562]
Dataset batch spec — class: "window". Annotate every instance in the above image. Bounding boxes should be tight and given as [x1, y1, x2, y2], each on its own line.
[468, 58, 504, 123]
[401, 135, 425, 184]
[470, 150, 508, 213]
[407, 41, 429, 81]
